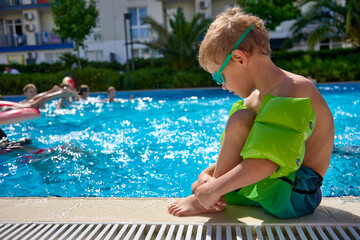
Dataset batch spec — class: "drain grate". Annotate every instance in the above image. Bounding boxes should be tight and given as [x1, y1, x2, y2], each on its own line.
[0, 223, 359, 240]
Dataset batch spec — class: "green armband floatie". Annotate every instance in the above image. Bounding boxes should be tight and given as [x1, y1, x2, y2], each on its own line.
[241, 95, 316, 178]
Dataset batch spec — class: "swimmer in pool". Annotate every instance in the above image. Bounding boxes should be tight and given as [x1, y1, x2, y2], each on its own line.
[168, 8, 334, 219]
[56, 77, 79, 109]
[106, 86, 116, 102]
[22, 84, 38, 100]
[0, 128, 31, 155]
[1, 86, 77, 111]
[78, 85, 90, 100]
[19, 84, 63, 109]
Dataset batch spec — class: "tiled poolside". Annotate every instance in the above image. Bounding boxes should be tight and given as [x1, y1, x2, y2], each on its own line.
[1, 196, 359, 224]
[0, 197, 360, 239]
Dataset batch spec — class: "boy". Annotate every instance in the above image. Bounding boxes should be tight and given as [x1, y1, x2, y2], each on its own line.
[23, 84, 37, 100]
[106, 86, 116, 102]
[168, 8, 334, 218]
[78, 85, 90, 100]
[56, 77, 78, 109]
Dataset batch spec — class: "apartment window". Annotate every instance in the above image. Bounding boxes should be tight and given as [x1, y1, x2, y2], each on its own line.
[45, 53, 54, 63]
[95, 17, 101, 29]
[86, 50, 103, 61]
[5, 19, 24, 46]
[44, 52, 62, 63]
[129, 7, 149, 40]
[133, 47, 151, 59]
[165, 8, 177, 32]
[94, 33, 102, 41]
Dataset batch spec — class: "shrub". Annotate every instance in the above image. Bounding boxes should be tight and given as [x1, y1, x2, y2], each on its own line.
[273, 48, 360, 82]
[1, 48, 359, 96]
[123, 65, 214, 90]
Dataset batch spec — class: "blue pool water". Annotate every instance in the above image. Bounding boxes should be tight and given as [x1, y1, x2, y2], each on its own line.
[0, 83, 359, 198]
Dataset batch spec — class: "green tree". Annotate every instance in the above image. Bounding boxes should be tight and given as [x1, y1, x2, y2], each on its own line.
[141, 8, 212, 70]
[291, 0, 360, 48]
[50, 0, 98, 68]
[238, 0, 301, 30]
[346, 0, 360, 46]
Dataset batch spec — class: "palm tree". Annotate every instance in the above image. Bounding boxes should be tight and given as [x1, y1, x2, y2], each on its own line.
[291, 0, 348, 48]
[141, 8, 212, 70]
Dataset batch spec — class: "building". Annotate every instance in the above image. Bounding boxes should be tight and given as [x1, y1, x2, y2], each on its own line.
[0, 0, 351, 65]
[0, 0, 73, 65]
[81, 0, 239, 64]
[0, 0, 242, 65]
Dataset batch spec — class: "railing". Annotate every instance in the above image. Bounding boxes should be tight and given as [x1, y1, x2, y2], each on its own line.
[0, 34, 27, 47]
[35, 32, 70, 45]
[0, 32, 70, 47]
[0, 0, 49, 8]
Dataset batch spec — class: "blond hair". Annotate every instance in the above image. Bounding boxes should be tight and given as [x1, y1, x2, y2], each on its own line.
[199, 8, 270, 72]
[107, 86, 116, 92]
[23, 83, 36, 93]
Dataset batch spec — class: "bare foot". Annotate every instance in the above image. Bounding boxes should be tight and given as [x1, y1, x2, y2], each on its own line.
[168, 195, 224, 216]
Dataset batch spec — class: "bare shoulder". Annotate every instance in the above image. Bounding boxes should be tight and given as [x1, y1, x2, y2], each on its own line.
[278, 73, 332, 122]
[279, 73, 318, 99]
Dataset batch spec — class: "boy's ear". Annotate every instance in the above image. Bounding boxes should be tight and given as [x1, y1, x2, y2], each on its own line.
[231, 50, 247, 65]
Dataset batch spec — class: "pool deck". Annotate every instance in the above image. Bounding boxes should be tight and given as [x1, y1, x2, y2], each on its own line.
[0, 196, 360, 225]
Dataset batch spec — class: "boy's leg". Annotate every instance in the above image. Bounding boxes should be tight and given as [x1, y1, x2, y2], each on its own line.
[168, 109, 256, 216]
[213, 109, 256, 178]
[191, 109, 255, 192]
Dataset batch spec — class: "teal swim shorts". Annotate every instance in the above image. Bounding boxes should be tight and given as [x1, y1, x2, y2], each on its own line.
[225, 166, 323, 218]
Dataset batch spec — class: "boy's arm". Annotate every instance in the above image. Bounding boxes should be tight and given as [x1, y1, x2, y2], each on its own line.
[20, 85, 61, 104]
[197, 164, 216, 185]
[31, 85, 61, 101]
[14, 88, 77, 109]
[195, 158, 278, 209]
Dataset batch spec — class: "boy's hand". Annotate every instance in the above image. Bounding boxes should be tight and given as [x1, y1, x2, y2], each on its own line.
[62, 88, 77, 97]
[194, 177, 226, 210]
[51, 85, 61, 92]
[198, 171, 211, 186]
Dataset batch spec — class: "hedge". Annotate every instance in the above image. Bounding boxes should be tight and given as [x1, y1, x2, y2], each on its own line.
[1, 48, 359, 96]
[123, 66, 215, 90]
[272, 48, 360, 82]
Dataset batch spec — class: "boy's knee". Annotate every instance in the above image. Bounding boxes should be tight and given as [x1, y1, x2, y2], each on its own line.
[225, 109, 256, 134]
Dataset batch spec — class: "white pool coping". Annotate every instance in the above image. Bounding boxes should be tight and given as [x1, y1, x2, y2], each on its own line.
[0, 196, 359, 225]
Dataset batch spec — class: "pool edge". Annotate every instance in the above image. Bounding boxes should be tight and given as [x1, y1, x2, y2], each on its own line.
[0, 196, 359, 225]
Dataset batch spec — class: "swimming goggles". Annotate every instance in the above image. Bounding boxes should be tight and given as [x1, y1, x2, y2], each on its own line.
[212, 25, 256, 85]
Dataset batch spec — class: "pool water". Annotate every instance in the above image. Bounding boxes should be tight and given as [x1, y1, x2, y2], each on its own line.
[0, 84, 359, 198]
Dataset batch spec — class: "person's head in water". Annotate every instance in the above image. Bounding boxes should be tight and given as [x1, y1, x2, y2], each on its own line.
[107, 86, 116, 102]
[23, 84, 37, 100]
[78, 85, 90, 100]
[62, 76, 75, 90]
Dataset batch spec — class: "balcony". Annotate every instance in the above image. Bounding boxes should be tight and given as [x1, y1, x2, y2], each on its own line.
[0, 31, 73, 52]
[0, 33, 27, 47]
[0, 0, 49, 10]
